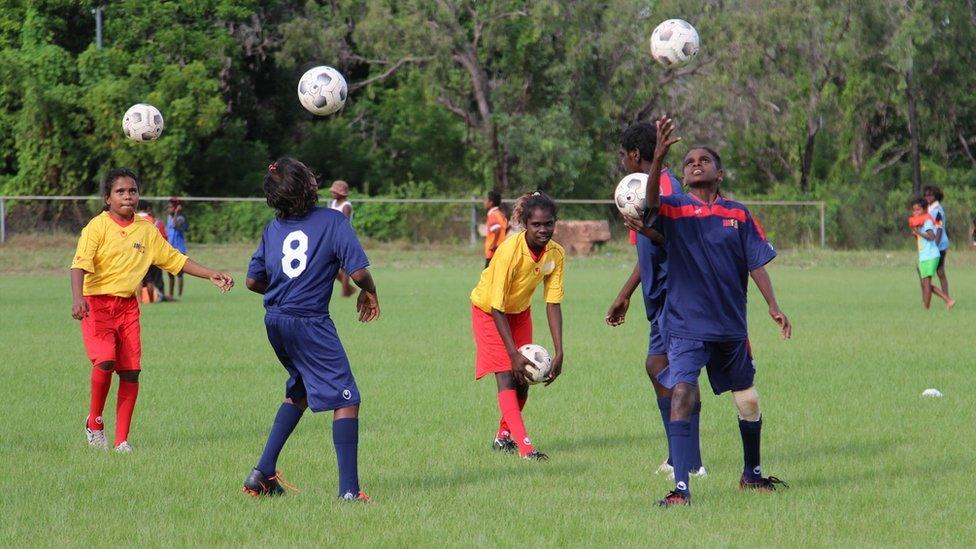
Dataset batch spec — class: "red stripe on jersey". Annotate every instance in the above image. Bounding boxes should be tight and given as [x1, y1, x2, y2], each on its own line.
[750, 214, 768, 240]
[659, 170, 673, 197]
[659, 202, 747, 223]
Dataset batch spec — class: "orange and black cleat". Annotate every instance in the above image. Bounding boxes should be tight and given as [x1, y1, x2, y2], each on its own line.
[339, 491, 371, 503]
[242, 469, 298, 497]
[656, 490, 691, 507]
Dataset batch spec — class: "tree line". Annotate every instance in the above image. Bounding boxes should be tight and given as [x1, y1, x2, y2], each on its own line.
[1, 1, 974, 246]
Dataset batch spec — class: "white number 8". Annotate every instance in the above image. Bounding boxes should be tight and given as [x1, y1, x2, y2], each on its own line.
[281, 230, 308, 278]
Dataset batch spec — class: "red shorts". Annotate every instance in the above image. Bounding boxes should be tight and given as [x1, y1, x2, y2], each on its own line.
[80, 295, 142, 371]
[471, 305, 533, 380]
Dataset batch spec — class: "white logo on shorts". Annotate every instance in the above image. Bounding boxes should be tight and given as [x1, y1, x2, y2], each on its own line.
[676, 481, 687, 491]
[342, 389, 352, 400]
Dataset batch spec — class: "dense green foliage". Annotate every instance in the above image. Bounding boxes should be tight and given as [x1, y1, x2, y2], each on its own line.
[1, 1, 975, 247]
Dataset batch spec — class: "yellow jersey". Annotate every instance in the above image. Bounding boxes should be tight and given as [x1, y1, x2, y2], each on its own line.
[71, 212, 188, 297]
[470, 231, 565, 314]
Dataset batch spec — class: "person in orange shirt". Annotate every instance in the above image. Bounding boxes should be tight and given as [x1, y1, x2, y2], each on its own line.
[483, 190, 509, 268]
[470, 191, 564, 460]
[71, 168, 234, 452]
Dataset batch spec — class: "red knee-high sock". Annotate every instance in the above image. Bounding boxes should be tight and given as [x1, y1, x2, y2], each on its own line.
[115, 381, 139, 445]
[87, 367, 113, 430]
[497, 394, 528, 438]
[497, 389, 535, 456]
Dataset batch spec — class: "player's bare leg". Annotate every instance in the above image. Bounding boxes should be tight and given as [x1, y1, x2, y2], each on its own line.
[929, 282, 954, 309]
[920, 278, 933, 309]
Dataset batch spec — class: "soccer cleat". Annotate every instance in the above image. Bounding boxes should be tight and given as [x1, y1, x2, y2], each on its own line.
[690, 466, 708, 478]
[522, 450, 549, 461]
[739, 474, 788, 492]
[114, 441, 133, 453]
[339, 491, 371, 503]
[86, 424, 108, 450]
[492, 436, 517, 454]
[242, 469, 297, 497]
[656, 490, 691, 507]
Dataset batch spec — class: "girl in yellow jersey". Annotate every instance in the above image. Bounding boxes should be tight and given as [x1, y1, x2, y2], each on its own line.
[70, 168, 234, 452]
[470, 192, 564, 460]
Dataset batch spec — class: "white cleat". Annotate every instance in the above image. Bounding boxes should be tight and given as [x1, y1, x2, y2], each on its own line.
[86, 427, 108, 450]
[690, 466, 708, 478]
[114, 441, 133, 453]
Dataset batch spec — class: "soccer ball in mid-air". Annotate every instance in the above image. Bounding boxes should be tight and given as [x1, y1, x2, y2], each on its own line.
[649, 18, 700, 68]
[122, 103, 164, 142]
[297, 66, 348, 116]
[519, 344, 553, 385]
[614, 172, 648, 218]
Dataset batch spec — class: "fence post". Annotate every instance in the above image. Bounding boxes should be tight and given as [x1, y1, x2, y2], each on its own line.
[819, 201, 826, 249]
[470, 196, 477, 247]
[0, 197, 5, 244]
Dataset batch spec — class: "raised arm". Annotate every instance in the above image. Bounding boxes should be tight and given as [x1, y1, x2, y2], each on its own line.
[750, 266, 791, 339]
[643, 116, 681, 214]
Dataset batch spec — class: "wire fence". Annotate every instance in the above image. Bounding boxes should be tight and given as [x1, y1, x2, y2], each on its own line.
[0, 195, 826, 248]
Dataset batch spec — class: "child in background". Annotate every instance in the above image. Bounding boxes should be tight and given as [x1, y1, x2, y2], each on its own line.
[329, 180, 356, 297]
[72, 169, 233, 452]
[470, 191, 564, 461]
[483, 190, 509, 268]
[243, 159, 379, 501]
[922, 185, 951, 301]
[136, 200, 166, 303]
[910, 199, 954, 310]
[165, 197, 188, 300]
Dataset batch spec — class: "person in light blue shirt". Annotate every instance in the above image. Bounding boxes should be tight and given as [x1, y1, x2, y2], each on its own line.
[911, 198, 953, 310]
[923, 185, 951, 301]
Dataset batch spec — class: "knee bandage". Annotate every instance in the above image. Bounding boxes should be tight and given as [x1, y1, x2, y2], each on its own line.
[732, 387, 761, 422]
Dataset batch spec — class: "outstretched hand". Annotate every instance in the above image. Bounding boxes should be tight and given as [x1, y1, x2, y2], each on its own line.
[356, 290, 380, 322]
[209, 272, 234, 292]
[654, 116, 681, 161]
[769, 307, 791, 339]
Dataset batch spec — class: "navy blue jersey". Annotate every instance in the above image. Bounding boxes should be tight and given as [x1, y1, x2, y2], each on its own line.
[636, 169, 683, 319]
[651, 194, 776, 341]
[247, 207, 369, 317]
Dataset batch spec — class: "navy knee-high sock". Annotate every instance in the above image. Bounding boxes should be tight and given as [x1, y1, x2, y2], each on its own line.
[690, 401, 702, 470]
[256, 402, 304, 476]
[657, 397, 673, 466]
[739, 416, 762, 480]
[668, 420, 693, 495]
[333, 418, 360, 496]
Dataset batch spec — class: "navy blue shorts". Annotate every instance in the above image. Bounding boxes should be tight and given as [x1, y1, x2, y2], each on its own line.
[647, 305, 668, 357]
[265, 313, 360, 412]
[656, 336, 755, 395]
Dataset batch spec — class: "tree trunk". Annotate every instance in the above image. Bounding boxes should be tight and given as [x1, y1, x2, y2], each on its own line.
[799, 115, 819, 194]
[905, 65, 922, 197]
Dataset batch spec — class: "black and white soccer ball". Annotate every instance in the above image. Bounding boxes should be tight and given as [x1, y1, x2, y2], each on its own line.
[519, 343, 553, 385]
[122, 103, 164, 142]
[614, 172, 648, 218]
[297, 66, 348, 116]
[649, 19, 700, 68]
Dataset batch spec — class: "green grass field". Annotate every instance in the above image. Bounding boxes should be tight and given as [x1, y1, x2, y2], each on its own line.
[2, 239, 975, 546]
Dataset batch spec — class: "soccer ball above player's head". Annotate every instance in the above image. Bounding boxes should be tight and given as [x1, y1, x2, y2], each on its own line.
[682, 145, 724, 189]
[618, 122, 657, 174]
[513, 191, 558, 251]
[264, 157, 320, 219]
[100, 168, 141, 218]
